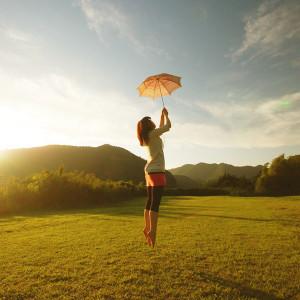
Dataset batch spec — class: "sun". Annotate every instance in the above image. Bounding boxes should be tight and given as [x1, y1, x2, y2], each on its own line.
[0, 107, 42, 150]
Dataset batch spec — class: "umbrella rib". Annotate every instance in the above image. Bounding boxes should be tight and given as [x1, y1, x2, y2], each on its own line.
[140, 81, 149, 96]
[153, 79, 158, 99]
[161, 77, 181, 87]
[159, 80, 171, 96]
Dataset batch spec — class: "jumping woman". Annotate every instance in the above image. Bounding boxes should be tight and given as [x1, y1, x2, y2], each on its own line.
[137, 107, 171, 248]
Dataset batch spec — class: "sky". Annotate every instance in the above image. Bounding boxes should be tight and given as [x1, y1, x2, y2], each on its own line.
[0, 0, 300, 168]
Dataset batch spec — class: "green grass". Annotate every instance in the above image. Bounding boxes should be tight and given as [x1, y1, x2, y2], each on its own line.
[1, 196, 300, 300]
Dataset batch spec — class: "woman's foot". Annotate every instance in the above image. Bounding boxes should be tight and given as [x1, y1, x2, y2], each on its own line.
[143, 228, 149, 243]
[147, 230, 156, 248]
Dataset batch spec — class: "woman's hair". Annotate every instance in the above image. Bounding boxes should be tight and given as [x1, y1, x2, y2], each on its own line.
[137, 116, 155, 146]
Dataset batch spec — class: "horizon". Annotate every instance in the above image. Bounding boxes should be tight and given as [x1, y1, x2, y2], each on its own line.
[1, 0, 300, 168]
[0, 142, 295, 169]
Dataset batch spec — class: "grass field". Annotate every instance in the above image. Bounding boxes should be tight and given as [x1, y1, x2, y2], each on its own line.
[1, 196, 300, 300]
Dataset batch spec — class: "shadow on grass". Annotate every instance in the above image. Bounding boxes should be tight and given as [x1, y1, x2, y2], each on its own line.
[0, 198, 143, 222]
[0, 196, 299, 227]
[0, 196, 213, 220]
[197, 271, 284, 300]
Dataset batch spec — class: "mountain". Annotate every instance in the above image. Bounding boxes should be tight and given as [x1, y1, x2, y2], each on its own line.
[169, 162, 263, 184]
[173, 175, 200, 189]
[0, 144, 176, 186]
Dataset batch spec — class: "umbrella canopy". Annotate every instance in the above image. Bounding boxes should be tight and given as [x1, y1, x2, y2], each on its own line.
[137, 73, 182, 106]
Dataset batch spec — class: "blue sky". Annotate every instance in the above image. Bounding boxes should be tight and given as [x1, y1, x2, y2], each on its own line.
[0, 0, 299, 168]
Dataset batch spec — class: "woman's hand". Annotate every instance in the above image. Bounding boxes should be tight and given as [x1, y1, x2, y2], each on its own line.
[162, 107, 168, 116]
[160, 107, 170, 128]
[160, 107, 171, 129]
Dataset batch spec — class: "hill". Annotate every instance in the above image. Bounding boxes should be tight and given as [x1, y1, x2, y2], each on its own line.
[169, 162, 263, 184]
[173, 175, 200, 189]
[0, 144, 176, 186]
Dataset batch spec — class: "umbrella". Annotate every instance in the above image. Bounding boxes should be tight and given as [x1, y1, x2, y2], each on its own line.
[137, 73, 182, 107]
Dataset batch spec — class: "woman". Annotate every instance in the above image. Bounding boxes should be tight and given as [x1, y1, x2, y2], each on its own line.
[137, 107, 171, 248]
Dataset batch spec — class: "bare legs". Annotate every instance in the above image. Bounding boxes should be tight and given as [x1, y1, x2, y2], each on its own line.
[143, 209, 159, 247]
[143, 209, 151, 244]
[143, 187, 152, 245]
[148, 210, 159, 247]
[143, 186, 164, 248]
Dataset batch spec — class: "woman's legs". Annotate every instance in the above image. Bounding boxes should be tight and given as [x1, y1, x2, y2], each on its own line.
[147, 186, 164, 247]
[143, 186, 152, 244]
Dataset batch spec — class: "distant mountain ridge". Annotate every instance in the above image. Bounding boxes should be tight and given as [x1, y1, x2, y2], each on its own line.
[0, 144, 263, 188]
[0, 144, 176, 186]
[172, 175, 199, 189]
[169, 162, 263, 184]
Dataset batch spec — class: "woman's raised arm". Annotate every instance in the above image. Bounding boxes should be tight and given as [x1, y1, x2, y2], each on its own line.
[152, 108, 171, 136]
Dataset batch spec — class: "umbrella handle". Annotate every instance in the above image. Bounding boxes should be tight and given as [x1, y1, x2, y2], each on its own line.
[158, 81, 166, 145]
[158, 82, 165, 107]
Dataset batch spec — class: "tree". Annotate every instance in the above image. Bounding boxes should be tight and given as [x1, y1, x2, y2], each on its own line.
[255, 154, 300, 195]
[210, 173, 254, 195]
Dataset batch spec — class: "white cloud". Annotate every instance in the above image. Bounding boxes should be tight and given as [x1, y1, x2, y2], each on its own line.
[291, 58, 300, 68]
[0, 24, 38, 48]
[0, 24, 41, 68]
[0, 70, 152, 150]
[78, 0, 170, 58]
[1, 27, 31, 43]
[232, 0, 300, 59]
[169, 92, 300, 148]
[79, 0, 130, 45]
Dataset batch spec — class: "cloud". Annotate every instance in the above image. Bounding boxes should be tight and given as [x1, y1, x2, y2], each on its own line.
[0, 24, 38, 48]
[231, 0, 300, 60]
[0, 70, 151, 150]
[79, 0, 132, 45]
[0, 24, 41, 68]
[169, 92, 300, 148]
[291, 58, 300, 68]
[78, 0, 170, 58]
[0, 25, 31, 43]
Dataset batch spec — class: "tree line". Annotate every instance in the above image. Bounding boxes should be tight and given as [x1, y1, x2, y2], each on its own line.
[0, 154, 299, 215]
[0, 168, 144, 215]
[255, 154, 300, 195]
[205, 154, 300, 196]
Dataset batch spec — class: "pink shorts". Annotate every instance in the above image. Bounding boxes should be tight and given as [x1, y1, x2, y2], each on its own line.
[145, 172, 166, 187]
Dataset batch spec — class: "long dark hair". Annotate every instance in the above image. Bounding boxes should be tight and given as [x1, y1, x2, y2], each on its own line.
[137, 116, 155, 146]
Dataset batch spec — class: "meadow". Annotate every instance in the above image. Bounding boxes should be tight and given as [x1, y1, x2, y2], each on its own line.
[1, 196, 300, 300]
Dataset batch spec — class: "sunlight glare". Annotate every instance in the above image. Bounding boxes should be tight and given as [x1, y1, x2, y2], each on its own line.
[0, 107, 42, 150]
